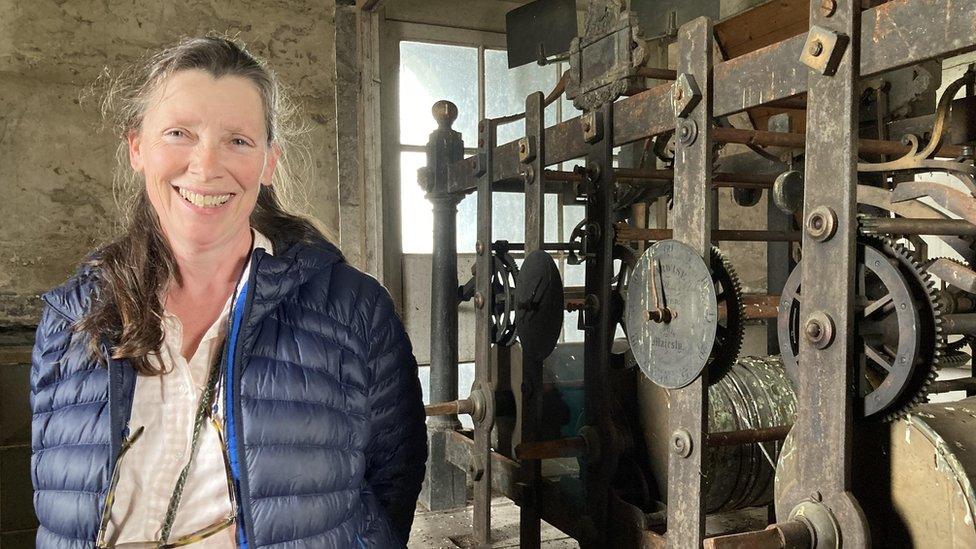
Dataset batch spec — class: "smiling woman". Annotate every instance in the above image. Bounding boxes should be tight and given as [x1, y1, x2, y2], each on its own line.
[28, 37, 426, 548]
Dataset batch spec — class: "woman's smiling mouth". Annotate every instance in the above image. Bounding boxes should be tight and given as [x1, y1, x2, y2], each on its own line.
[173, 186, 234, 209]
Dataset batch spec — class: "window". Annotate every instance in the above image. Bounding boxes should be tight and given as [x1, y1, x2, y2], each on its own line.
[397, 40, 577, 254]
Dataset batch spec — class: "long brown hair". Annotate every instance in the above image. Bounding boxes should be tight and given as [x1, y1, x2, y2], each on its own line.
[76, 36, 332, 375]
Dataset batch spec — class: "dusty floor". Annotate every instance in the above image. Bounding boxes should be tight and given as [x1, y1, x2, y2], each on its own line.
[408, 497, 578, 548]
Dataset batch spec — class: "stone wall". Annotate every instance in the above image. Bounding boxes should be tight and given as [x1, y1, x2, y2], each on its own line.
[0, 0, 340, 327]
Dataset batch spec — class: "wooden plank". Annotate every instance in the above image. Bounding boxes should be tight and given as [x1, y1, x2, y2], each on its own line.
[714, 0, 809, 60]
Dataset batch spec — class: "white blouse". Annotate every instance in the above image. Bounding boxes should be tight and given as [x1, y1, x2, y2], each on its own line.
[104, 229, 273, 547]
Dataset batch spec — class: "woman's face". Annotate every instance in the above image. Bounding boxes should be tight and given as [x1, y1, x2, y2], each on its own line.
[128, 69, 279, 251]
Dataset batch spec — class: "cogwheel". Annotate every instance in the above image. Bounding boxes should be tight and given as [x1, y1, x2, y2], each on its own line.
[941, 348, 972, 366]
[707, 246, 745, 385]
[921, 256, 974, 351]
[875, 236, 943, 421]
[777, 236, 942, 421]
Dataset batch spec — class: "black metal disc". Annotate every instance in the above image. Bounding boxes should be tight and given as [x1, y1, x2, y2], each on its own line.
[515, 250, 564, 362]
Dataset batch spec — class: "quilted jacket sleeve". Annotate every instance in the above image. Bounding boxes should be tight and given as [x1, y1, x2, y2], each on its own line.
[363, 286, 428, 544]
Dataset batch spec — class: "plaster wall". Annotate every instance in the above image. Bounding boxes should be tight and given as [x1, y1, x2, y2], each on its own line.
[0, 0, 340, 327]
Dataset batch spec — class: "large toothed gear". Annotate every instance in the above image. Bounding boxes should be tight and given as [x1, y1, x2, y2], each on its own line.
[921, 256, 974, 352]
[778, 236, 942, 421]
[875, 236, 943, 421]
[707, 246, 745, 384]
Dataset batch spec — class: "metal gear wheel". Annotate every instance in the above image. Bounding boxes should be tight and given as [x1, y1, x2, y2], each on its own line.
[708, 246, 746, 384]
[490, 249, 520, 346]
[778, 236, 942, 420]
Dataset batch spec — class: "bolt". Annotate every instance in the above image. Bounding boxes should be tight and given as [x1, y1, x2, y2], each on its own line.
[476, 240, 485, 255]
[474, 292, 485, 309]
[519, 141, 526, 154]
[674, 87, 684, 101]
[805, 320, 823, 342]
[820, 0, 836, 17]
[809, 40, 824, 57]
[673, 437, 686, 453]
[670, 430, 692, 458]
[679, 125, 691, 140]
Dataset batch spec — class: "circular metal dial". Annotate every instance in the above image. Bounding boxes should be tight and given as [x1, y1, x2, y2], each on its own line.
[626, 240, 717, 389]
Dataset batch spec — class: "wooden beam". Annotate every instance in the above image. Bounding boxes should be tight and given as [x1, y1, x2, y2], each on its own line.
[357, 0, 380, 11]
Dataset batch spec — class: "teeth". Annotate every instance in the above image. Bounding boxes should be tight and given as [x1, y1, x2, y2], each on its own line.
[177, 187, 231, 208]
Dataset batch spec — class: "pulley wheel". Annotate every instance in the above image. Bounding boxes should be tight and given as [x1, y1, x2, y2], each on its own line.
[515, 250, 564, 362]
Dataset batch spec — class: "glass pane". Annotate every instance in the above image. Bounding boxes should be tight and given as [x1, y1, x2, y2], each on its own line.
[485, 49, 560, 145]
[400, 151, 433, 253]
[457, 193, 477, 254]
[400, 41, 479, 147]
[401, 151, 479, 254]
[494, 193, 525, 243]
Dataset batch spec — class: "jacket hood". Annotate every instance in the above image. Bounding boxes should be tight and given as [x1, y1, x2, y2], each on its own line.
[41, 234, 345, 324]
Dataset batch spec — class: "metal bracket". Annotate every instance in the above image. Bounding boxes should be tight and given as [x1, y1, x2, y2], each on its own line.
[518, 136, 537, 164]
[799, 25, 849, 76]
[673, 73, 702, 118]
[582, 111, 604, 143]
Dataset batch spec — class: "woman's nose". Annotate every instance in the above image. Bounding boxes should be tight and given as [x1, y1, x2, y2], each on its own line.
[188, 142, 223, 180]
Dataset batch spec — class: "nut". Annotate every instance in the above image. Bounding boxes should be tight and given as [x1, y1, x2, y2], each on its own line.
[804, 312, 835, 349]
[805, 206, 837, 242]
[808, 40, 824, 57]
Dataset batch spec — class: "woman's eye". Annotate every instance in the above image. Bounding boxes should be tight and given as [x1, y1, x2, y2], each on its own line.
[232, 138, 252, 147]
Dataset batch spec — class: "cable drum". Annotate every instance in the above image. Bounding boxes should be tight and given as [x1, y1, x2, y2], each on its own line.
[639, 355, 796, 513]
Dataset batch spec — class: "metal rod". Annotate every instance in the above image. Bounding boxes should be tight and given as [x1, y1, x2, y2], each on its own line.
[514, 436, 588, 460]
[712, 126, 966, 158]
[542, 168, 776, 188]
[941, 314, 976, 335]
[706, 425, 792, 447]
[930, 378, 976, 393]
[615, 224, 802, 242]
[859, 217, 976, 236]
[425, 398, 475, 417]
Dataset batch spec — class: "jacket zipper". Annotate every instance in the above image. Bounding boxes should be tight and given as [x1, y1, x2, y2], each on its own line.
[225, 250, 262, 547]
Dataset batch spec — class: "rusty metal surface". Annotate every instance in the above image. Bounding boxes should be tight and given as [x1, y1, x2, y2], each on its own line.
[615, 224, 803, 243]
[858, 217, 976, 236]
[928, 258, 976, 294]
[665, 17, 714, 548]
[579, 101, 620, 547]
[782, 0, 869, 544]
[443, 1, 976, 197]
[891, 180, 976, 225]
[518, 91, 546, 549]
[472, 118, 498, 546]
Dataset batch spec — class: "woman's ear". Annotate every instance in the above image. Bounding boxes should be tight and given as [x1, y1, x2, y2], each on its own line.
[127, 130, 144, 173]
[262, 142, 281, 186]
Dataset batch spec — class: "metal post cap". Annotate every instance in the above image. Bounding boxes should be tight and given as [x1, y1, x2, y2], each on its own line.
[432, 100, 458, 129]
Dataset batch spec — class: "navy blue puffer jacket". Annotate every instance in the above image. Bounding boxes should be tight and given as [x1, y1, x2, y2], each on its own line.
[29, 236, 427, 547]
